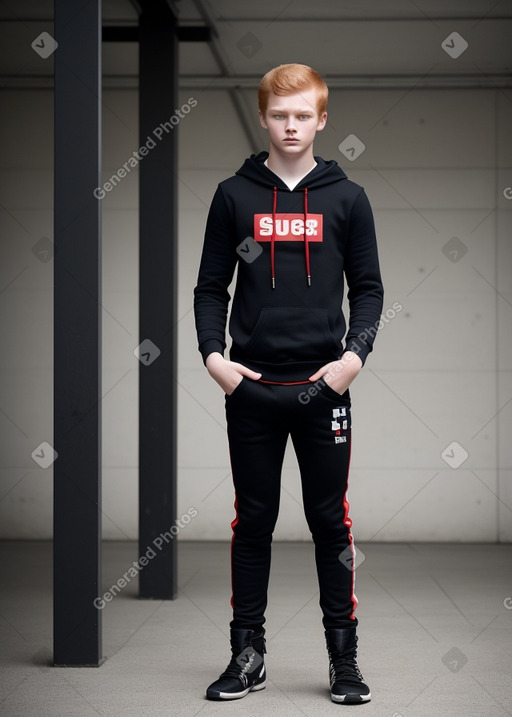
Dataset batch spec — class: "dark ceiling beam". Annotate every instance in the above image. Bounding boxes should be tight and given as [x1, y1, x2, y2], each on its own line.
[4, 74, 511, 90]
[179, 73, 512, 90]
[214, 15, 512, 22]
[102, 25, 211, 42]
[2, 15, 511, 23]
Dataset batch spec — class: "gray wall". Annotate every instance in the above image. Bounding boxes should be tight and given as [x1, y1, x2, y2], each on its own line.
[1, 84, 510, 541]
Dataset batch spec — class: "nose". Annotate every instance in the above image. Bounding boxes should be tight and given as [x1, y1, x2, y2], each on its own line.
[285, 117, 297, 133]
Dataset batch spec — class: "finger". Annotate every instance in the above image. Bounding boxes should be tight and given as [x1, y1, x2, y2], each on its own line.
[230, 362, 262, 380]
[242, 367, 262, 380]
[308, 369, 324, 382]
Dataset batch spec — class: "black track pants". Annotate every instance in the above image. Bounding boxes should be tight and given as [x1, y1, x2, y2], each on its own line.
[225, 377, 359, 632]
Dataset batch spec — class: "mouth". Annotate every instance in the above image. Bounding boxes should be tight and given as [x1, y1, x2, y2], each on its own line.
[283, 138, 299, 142]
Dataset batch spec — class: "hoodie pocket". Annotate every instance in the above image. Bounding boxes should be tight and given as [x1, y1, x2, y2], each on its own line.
[243, 307, 340, 362]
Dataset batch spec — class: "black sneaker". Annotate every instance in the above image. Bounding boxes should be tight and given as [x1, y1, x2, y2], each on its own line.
[205, 627, 267, 701]
[325, 627, 371, 704]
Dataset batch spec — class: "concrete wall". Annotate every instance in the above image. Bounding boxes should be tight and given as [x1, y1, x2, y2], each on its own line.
[0, 85, 510, 541]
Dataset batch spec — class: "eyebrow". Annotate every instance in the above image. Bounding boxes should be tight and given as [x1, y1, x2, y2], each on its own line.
[267, 107, 315, 113]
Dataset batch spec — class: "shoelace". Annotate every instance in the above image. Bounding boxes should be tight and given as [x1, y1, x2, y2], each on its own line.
[329, 646, 364, 684]
[219, 638, 266, 682]
[220, 653, 255, 681]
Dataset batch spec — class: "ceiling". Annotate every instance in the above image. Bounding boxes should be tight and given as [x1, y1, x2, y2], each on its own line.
[0, 0, 511, 90]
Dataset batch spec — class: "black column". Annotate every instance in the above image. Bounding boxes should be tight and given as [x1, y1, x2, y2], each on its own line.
[138, 1, 178, 599]
[53, 0, 103, 665]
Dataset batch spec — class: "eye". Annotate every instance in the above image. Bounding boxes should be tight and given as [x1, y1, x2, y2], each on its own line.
[299, 114, 311, 120]
[273, 114, 285, 119]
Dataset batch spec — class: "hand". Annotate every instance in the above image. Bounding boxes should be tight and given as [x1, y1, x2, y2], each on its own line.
[308, 351, 363, 395]
[205, 352, 262, 395]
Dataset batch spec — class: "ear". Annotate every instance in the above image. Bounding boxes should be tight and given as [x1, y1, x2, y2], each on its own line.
[259, 109, 268, 130]
[316, 111, 327, 132]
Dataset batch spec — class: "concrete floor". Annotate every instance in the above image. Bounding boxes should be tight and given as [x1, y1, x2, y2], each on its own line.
[0, 541, 511, 717]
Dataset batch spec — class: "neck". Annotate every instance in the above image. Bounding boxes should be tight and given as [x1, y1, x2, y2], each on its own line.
[266, 146, 316, 181]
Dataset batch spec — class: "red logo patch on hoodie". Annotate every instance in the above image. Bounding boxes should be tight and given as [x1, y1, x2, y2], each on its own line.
[254, 213, 323, 242]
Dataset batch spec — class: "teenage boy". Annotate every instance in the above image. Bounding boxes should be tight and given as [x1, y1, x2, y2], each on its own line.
[194, 63, 383, 704]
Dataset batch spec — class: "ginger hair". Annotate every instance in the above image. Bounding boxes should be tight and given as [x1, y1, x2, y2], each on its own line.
[258, 63, 328, 116]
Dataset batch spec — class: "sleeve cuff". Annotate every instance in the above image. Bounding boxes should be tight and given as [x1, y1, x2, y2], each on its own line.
[341, 338, 371, 367]
[199, 339, 225, 365]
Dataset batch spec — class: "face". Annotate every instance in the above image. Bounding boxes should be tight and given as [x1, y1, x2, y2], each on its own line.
[259, 87, 327, 156]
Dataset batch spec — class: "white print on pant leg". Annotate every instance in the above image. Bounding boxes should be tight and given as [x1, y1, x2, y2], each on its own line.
[331, 406, 348, 444]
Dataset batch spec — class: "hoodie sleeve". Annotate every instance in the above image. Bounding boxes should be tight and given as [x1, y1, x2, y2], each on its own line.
[341, 189, 384, 366]
[193, 185, 238, 364]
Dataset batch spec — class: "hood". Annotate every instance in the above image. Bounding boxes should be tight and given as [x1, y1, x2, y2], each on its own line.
[235, 151, 348, 190]
[235, 152, 348, 289]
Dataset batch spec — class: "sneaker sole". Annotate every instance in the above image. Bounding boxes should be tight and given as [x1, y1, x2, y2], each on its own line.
[206, 681, 266, 701]
[331, 690, 371, 704]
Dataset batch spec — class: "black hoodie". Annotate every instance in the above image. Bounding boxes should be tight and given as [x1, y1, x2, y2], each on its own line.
[194, 151, 384, 383]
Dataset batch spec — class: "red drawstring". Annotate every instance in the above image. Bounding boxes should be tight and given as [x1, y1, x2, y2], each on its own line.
[271, 186, 277, 289]
[304, 187, 311, 286]
[270, 185, 311, 289]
